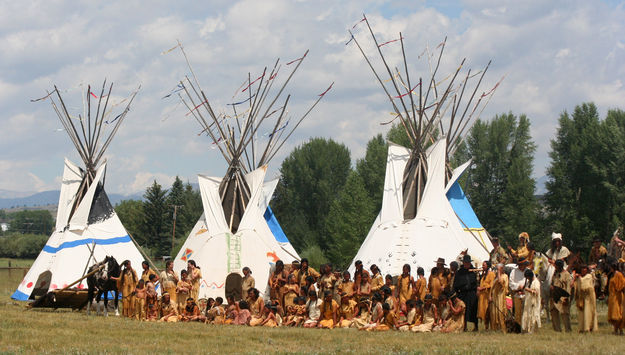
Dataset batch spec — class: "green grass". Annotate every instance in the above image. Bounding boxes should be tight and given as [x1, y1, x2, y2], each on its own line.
[0, 258, 34, 268]
[1, 264, 625, 354]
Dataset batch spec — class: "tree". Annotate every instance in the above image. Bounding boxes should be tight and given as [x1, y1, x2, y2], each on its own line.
[464, 113, 537, 247]
[325, 171, 375, 269]
[8, 210, 54, 235]
[272, 138, 352, 252]
[142, 180, 169, 256]
[545, 103, 623, 253]
[355, 134, 387, 212]
[166, 176, 187, 244]
[115, 200, 144, 245]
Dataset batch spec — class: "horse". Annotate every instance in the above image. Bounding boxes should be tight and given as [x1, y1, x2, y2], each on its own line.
[86, 256, 121, 316]
[532, 252, 554, 322]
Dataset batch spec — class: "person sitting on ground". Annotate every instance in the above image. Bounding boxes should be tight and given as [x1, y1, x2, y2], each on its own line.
[318, 290, 339, 329]
[356, 271, 372, 299]
[260, 305, 280, 327]
[338, 292, 357, 328]
[290, 296, 308, 327]
[371, 302, 397, 331]
[159, 292, 179, 322]
[247, 288, 264, 322]
[250, 302, 269, 327]
[382, 286, 398, 313]
[303, 290, 322, 328]
[232, 300, 251, 325]
[412, 294, 438, 333]
[205, 298, 215, 317]
[350, 297, 371, 329]
[224, 296, 236, 324]
[397, 299, 417, 331]
[176, 269, 192, 314]
[361, 293, 384, 331]
[134, 279, 147, 321]
[336, 271, 354, 300]
[208, 297, 226, 324]
[145, 274, 159, 321]
[439, 293, 465, 333]
[181, 297, 206, 322]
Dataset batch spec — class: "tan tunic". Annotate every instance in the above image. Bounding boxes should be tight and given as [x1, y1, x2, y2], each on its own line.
[575, 274, 598, 332]
[608, 271, 625, 328]
[489, 273, 508, 332]
[241, 275, 255, 300]
[414, 277, 427, 301]
[477, 270, 495, 321]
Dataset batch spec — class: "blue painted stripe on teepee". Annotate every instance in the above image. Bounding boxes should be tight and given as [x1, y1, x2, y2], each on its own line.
[42, 235, 132, 254]
[264, 206, 289, 243]
[446, 182, 483, 229]
[11, 289, 29, 301]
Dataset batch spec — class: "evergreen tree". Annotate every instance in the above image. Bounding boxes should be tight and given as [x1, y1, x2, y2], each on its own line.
[272, 137, 352, 252]
[325, 171, 375, 269]
[142, 180, 169, 256]
[115, 200, 144, 245]
[166, 176, 186, 244]
[356, 134, 387, 211]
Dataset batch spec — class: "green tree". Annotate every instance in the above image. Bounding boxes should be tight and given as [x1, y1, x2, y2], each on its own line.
[272, 138, 352, 252]
[166, 176, 187, 244]
[115, 200, 145, 245]
[325, 171, 375, 269]
[8, 210, 54, 235]
[142, 180, 169, 256]
[464, 113, 537, 246]
[355, 134, 387, 212]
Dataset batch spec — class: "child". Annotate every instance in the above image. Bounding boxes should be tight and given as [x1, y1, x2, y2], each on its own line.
[134, 279, 147, 321]
[350, 297, 371, 329]
[285, 296, 308, 327]
[318, 291, 339, 329]
[181, 297, 207, 322]
[373, 302, 397, 331]
[176, 269, 192, 314]
[211, 297, 226, 324]
[356, 272, 372, 299]
[396, 264, 414, 305]
[412, 294, 438, 333]
[338, 292, 357, 328]
[260, 305, 279, 327]
[145, 274, 159, 321]
[336, 271, 354, 300]
[303, 290, 322, 328]
[384, 274, 395, 295]
[233, 300, 251, 325]
[282, 274, 300, 309]
[159, 293, 179, 322]
[398, 299, 417, 331]
[224, 296, 236, 324]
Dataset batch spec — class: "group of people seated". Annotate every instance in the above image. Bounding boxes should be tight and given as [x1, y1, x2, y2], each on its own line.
[112, 230, 625, 334]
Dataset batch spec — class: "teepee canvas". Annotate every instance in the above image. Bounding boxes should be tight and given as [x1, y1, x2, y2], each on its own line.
[347, 16, 501, 275]
[169, 43, 332, 298]
[12, 83, 144, 301]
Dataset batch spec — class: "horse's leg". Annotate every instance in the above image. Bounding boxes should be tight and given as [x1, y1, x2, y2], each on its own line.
[86, 287, 93, 316]
[103, 290, 109, 317]
[114, 290, 120, 317]
[95, 290, 102, 315]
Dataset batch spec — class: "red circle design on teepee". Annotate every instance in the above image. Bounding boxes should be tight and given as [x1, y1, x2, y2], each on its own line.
[78, 284, 84, 289]
[27, 282, 33, 288]
[63, 284, 68, 288]
[51, 284, 58, 289]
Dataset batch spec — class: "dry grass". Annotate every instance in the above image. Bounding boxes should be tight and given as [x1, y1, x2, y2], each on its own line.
[1, 266, 625, 354]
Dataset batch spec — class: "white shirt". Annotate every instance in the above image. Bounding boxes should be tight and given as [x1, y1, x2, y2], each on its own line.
[306, 298, 322, 320]
[509, 267, 527, 299]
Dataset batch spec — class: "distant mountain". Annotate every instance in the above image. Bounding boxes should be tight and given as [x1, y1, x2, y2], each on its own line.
[0, 189, 36, 199]
[0, 190, 143, 209]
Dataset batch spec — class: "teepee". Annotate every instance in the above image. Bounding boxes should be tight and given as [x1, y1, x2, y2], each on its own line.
[347, 16, 501, 276]
[169, 42, 332, 299]
[12, 82, 145, 301]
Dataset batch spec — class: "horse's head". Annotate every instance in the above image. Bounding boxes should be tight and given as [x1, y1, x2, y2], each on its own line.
[106, 256, 121, 278]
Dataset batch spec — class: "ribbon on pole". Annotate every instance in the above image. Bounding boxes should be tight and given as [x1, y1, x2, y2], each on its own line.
[287, 52, 307, 65]
[378, 36, 404, 48]
[30, 92, 54, 102]
[105, 109, 128, 124]
[481, 76, 505, 98]
[394, 83, 421, 98]
[242, 74, 265, 93]
[162, 84, 185, 99]
[268, 121, 289, 137]
[90, 91, 98, 99]
[227, 94, 255, 106]
[186, 100, 208, 116]
[161, 43, 180, 55]
[318, 83, 334, 97]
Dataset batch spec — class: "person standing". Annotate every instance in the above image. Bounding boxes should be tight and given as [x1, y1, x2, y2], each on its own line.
[550, 259, 572, 332]
[574, 265, 598, 332]
[413, 267, 427, 302]
[140, 261, 158, 284]
[453, 255, 478, 331]
[160, 260, 179, 304]
[521, 269, 541, 333]
[546, 233, 571, 268]
[509, 258, 529, 326]
[489, 238, 509, 265]
[607, 260, 625, 335]
[370, 265, 384, 295]
[489, 264, 508, 332]
[118, 260, 138, 318]
[396, 264, 415, 305]
[477, 261, 494, 330]
[297, 258, 320, 288]
[187, 260, 202, 302]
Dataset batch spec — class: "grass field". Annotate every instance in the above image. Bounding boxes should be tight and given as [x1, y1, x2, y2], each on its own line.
[1, 264, 625, 354]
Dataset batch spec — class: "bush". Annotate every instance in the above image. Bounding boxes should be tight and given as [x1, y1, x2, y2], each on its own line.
[298, 243, 328, 271]
[0, 233, 48, 258]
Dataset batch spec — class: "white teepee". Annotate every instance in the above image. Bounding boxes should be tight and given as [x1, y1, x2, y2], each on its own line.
[13, 83, 144, 301]
[347, 17, 501, 276]
[169, 43, 331, 299]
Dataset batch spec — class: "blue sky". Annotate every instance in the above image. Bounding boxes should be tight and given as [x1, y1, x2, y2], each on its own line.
[1, 0, 624, 195]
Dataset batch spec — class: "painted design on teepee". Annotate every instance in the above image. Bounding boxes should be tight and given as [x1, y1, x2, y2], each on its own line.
[180, 248, 194, 262]
[195, 228, 208, 235]
[266, 251, 279, 263]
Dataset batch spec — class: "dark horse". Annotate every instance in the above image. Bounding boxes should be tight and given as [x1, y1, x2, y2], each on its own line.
[86, 256, 121, 316]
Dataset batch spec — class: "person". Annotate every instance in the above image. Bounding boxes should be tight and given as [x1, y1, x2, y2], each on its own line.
[489, 237, 509, 265]
[606, 259, 625, 335]
[508, 232, 530, 262]
[412, 294, 438, 332]
[489, 263, 508, 333]
[117, 260, 138, 318]
[509, 258, 529, 326]
[453, 254, 478, 331]
[176, 269, 192, 313]
[550, 259, 572, 332]
[397, 299, 417, 331]
[574, 265, 598, 332]
[447, 262, 458, 293]
[207, 297, 226, 324]
[247, 288, 264, 325]
[353, 260, 369, 292]
[160, 260, 179, 303]
[181, 298, 206, 322]
[232, 300, 251, 325]
[241, 267, 255, 301]
[429, 267, 442, 306]
[224, 296, 237, 324]
[288, 296, 308, 327]
[382, 286, 398, 313]
[145, 274, 159, 321]
[134, 279, 147, 321]
[439, 293, 465, 333]
[318, 291, 339, 329]
[350, 297, 371, 329]
[282, 273, 300, 309]
[361, 293, 384, 331]
[336, 271, 354, 300]
[477, 261, 494, 329]
[159, 293, 179, 322]
[432, 258, 449, 290]
[370, 265, 384, 294]
[140, 261, 158, 283]
[413, 267, 427, 302]
[372, 303, 397, 331]
[521, 269, 541, 333]
[297, 258, 320, 288]
[589, 238, 608, 266]
[546, 233, 571, 268]
[608, 227, 625, 261]
[337, 292, 357, 328]
[303, 290, 322, 328]
[317, 263, 337, 299]
[301, 276, 317, 298]
[187, 260, 202, 302]
[269, 260, 288, 302]
[355, 271, 372, 299]
[396, 264, 414, 305]
[260, 305, 280, 327]
[384, 274, 395, 295]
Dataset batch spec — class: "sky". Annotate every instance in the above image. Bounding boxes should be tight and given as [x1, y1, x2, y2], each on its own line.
[1, 0, 624, 195]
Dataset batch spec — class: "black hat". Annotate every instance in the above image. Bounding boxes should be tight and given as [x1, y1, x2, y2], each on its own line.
[435, 257, 446, 265]
[462, 254, 473, 263]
